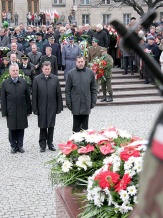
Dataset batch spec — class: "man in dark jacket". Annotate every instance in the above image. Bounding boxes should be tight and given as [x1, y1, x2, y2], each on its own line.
[32, 61, 63, 152]
[40, 47, 58, 75]
[65, 56, 97, 132]
[1, 63, 32, 153]
[94, 24, 108, 48]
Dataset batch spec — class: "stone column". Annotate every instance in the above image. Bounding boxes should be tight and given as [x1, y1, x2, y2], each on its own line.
[13, 0, 28, 24]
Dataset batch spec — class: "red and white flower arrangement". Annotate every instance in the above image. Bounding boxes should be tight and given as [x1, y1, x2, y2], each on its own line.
[49, 127, 146, 189]
[80, 141, 147, 218]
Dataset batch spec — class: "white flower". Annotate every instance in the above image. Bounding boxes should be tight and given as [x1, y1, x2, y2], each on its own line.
[57, 153, 67, 163]
[69, 132, 86, 142]
[119, 190, 130, 202]
[127, 186, 137, 196]
[61, 160, 73, 172]
[134, 195, 138, 204]
[76, 155, 92, 171]
[125, 169, 136, 177]
[118, 129, 131, 139]
[102, 130, 118, 139]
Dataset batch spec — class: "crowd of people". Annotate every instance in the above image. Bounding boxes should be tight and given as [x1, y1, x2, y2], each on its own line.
[1, 15, 163, 154]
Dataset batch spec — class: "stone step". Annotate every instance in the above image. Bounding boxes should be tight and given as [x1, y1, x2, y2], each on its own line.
[62, 96, 163, 107]
[61, 89, 160, 100]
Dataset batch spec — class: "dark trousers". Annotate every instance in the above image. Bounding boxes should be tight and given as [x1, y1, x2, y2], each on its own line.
[9, 129, 24, 149]
[123, 56, 133, 73]
[39, 127, 54, 149]
[73, 115, 89, 132]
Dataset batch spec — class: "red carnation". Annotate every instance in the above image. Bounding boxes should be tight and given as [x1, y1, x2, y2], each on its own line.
[120, 147, 140, 161]
[115, 174, 131, 192]
[100, 145, 114, 155]
[98, 171, 120, 189]
[58, 140, 78, 155]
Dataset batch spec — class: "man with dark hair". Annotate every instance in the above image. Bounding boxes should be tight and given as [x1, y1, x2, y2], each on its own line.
[65, 56, 97, 132]
[1, 63, 32, 153]
[32, 61, 63, 152]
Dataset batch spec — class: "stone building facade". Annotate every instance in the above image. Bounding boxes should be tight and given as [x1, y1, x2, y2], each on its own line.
[0, 0, 162, 26]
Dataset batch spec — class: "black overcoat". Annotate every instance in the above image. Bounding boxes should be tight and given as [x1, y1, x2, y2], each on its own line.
[40, 55, 58, 76]
[1, 77, 32, 130]
[65, 67, 97, 115]
[32, 73, 63, 128]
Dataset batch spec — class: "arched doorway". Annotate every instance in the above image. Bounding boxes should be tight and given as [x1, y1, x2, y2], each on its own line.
[1, 0, 13, 20]
[27, 0, 39, 14]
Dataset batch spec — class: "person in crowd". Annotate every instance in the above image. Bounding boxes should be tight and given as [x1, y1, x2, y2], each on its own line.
[7, 42, 23, 62]
[100, 47, 114, 102]
[40, 25, 47, 38]
[160, 50, 163, 73]
[54, 21, 63, 43]
[24, 38, 39, 55]
[46, 13, 51, 26]
[120, 37, 135, 75]
[14, 12, 19, 26]
[94, 24, 108, 48]
[8, 53, 20, 66]
[82, 24, 94, 45]
[144, 36, 160, 84]
[19, 23, 27, 36]
[87, 37, 102, 63]
[65, 56, 97, 132]
[38, 12, 43, 26]
[19, 55, 35, 80]
[40, 47, 58, 75]
[32, 61, 63, 152]
[36, 32, 47, 53]
[0, 56, 10, 75]
[62, 36, 81, 79]
[65, 23, 72, 34]
[17, 34, 30, 52]
[128, 17, 137, 28]
[27, 12, 32, 25]
[1, 63, 32, 153]
[68, 13, 73, 24]
[138, 36, 147, 79]
[7, 42, 23, 61]
[42, 36, 61, 67]
[6, 11, 11, 26]
[27, 44, 42, 75]
[0, 28, 9, 46]
[2, 10, 7, 23]
[25, 25, 35, 36]
[45, 27, 54, 40]
[7, 36, 24, 53]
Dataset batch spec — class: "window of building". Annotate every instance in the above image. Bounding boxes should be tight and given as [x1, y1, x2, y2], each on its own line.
[54, 0, 63, 4]
[82, 14, 90, 25]
[27, 0, 39, 14]
[123, 14, 131, 26]
[81, 0, 90, 5]
[73, 0, 77, 5]
[103, 14, 110, 25]
[102, 0, 110, 4]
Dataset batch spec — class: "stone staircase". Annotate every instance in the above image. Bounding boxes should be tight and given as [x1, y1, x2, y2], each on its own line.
[58, 68, 163, 107]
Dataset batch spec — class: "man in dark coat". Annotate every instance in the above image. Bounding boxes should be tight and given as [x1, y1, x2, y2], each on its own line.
[42, 37, 61, 67]
[1, 63, 32, 153]
[82, 24, 94, 45]
[65, 56, 97, 132]
[32, 61, 63, 152]
[40, 47, 58, 76]
[94, 24, 108, 48]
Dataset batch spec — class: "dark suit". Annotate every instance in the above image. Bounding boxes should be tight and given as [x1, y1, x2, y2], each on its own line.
[40, 55, 58, 75]
[0, 35, 9, 46]
[42, 42, 61, 65]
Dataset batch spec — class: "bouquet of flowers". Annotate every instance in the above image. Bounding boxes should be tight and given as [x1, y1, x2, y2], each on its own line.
[59, 33, 77, 44]
[0, 47, 10, 56]
[80, 141, 147, 218]
[0, 69, 31, 88]
[49, 127, 144, 188]
[25, 35, 37, 42]
[108, 27, 118, 41]
[90, 54, 113, 82]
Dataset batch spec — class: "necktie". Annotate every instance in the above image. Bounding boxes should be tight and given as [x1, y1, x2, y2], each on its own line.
[13, 78, 17, 83]
[45, 75, 48, 80]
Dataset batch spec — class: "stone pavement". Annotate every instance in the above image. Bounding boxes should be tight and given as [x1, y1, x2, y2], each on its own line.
[0, 104, 162, 218]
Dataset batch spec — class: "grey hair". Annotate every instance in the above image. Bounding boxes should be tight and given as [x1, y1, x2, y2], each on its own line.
[9, 63, 19, 72]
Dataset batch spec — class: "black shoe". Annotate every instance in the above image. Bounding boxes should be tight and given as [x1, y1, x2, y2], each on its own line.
[131, 72, 134, 75]
[18, 147, 25, 153]
[106, 98, 113, 102]
[100, 98, 106, 102]
[48, 145, 56, 151]
[11, 148, 17, 154]
[122, 72, 128, 75]
[144, 80, 149, 84]
[40, 148, 46, 152]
